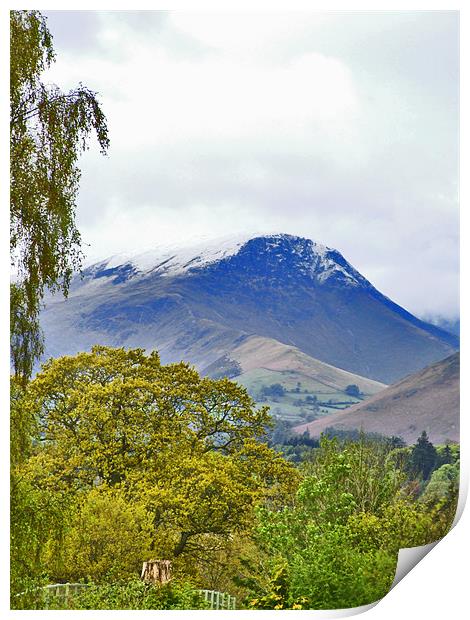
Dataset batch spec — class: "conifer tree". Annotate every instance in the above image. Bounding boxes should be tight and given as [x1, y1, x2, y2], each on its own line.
[410, 431, 437, 480]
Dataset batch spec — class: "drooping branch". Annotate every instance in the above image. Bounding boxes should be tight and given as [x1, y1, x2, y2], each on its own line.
[11, 90, 87, 126]
[10, 11, 109, 381]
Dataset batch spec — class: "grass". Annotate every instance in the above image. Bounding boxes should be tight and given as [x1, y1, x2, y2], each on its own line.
[235, 368, 363, 424]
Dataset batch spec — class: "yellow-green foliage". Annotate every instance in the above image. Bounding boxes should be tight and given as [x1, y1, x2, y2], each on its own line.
[11, 349, 458, 609]
[10, 11, 109, 381]
[55, 487, 154, 582]
[346, 502, 435, 552]
[12, 346, 298, 587]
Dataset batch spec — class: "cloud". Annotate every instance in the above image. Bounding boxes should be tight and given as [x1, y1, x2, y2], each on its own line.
[42, 11, 459, 319]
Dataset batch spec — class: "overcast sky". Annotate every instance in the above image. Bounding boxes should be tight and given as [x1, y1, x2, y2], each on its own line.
[43, 10, 459, 319]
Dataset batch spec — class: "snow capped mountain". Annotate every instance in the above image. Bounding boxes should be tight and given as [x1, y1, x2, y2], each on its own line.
[41, 232, 458, 384]
[82, 233, 369, 288]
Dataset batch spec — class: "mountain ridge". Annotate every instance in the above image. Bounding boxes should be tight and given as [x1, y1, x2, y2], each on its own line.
[41, 233, 458, 384]
[81, 233, 370, 288]
[201, 334, 386, 424]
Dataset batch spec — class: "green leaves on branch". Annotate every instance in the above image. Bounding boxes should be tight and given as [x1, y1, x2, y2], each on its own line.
[251, 435, 457, 609]
[10, 284, 44, 385]
[26, 346, 274, 485]
[10, 10, 109, 380]
[17, 346, 298, 579]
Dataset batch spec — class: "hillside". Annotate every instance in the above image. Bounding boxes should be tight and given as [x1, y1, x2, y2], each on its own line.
[202, 335, 386, 424]
[40, 234, 458, 384]
[294, 353, 459, 444]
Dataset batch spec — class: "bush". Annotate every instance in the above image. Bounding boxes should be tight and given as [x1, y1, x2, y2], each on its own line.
[54, 487, 154, 583]
[345, 384, 361, 398]
[54, 579, 209, 610]
[289, 533, 397, 608]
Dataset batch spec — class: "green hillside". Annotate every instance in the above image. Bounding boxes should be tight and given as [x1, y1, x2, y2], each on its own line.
[203, 335, 386, 425]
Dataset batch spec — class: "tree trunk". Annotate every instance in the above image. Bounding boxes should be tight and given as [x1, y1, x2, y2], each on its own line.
[173, 531, 191, 556]
[141, 559, 172, 585]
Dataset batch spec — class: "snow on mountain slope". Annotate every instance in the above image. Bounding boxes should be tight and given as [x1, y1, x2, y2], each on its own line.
[97, 233, 253, 276]
[81, 233, 367, 287]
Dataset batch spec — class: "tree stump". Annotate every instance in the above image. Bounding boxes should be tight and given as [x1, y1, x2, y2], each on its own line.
[141, 559, 172, 585]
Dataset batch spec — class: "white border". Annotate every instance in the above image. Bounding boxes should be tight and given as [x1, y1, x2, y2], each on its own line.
[2, 2, 466, 618]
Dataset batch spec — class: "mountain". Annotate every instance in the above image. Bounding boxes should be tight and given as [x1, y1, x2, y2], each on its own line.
[40, 233, 458, 384]
[202, 334, 386, 425]
[294, 353, 459, 444]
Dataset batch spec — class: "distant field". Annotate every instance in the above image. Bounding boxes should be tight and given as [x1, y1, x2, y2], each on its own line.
[294, 352, 460, 444]
[205, 335, 386, 425]
[236, 367, 364, 424]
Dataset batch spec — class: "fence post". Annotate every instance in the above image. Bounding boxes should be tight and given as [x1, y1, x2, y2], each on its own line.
[194, 589, 236, 610]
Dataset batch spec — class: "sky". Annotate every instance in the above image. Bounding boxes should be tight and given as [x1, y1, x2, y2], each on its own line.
[42, 10, 459, 319]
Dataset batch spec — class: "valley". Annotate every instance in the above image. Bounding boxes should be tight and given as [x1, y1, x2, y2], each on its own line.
[39, 233, 458, 436]
[294, 352, 460, 443]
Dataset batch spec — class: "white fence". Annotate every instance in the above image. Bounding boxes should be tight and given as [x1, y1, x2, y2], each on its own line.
[15, 582, 89, 609]
[197, 589, 236, 610]
[16, 583, 236, 610]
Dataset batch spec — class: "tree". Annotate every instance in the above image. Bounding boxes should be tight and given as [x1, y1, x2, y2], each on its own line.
[10, 10, 109, 381]
[10, 284, 45, 384]
[345, 384, 361, 398]
[436, 443, 457, 467]
[420, 463, 459, 508]
[301, 435, 403, 518]
[260, 384, 285, 399]
[11, 374, 66, 602]
[21, 347, 298, 563]
[441, 443, 453, 465]
[410, 431, 437, 480]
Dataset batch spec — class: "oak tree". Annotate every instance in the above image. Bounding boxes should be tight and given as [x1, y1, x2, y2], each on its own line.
[22, 347, 298, 562]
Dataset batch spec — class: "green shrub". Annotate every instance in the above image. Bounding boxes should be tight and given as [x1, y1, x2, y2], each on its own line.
[52, 578, 209, 610]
